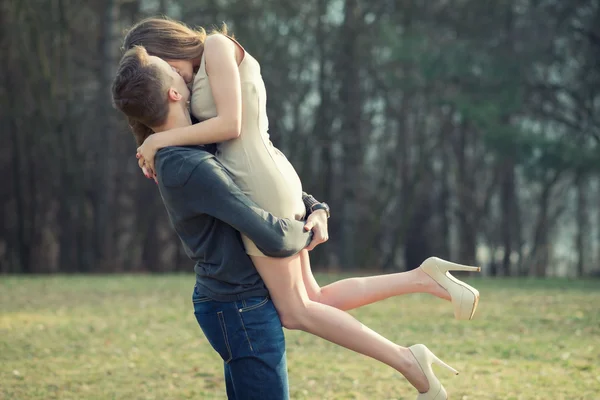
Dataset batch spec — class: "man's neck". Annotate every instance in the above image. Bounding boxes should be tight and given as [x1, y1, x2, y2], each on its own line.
[154, 103, 192, 133]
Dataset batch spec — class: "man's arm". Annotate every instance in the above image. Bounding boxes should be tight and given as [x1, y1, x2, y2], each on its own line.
[301, 192, 330, 250]
[163, 153, 312, 257]
[302, 192, 320, 216]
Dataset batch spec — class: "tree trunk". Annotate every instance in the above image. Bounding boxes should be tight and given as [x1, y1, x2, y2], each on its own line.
[438, 126, 452, 260]
[455, 125, 477, 265]
[530, 173, 562, 277]
[95, 0, 121, 269]
[500, 158, 517, 276]
[311, 0, 336, 268]
[338, 0, 362, 269]
[575, 171, 587, 277]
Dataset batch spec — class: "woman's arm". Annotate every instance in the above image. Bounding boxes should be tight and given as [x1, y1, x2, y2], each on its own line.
[138, 34, 242, 174]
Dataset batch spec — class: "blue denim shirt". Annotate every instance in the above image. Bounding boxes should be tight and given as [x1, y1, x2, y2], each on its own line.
[156, 146, 313, 301]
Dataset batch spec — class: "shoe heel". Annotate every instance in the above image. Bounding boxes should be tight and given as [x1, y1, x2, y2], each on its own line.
[432, 355, 459, 375]
[421, 257, 481, 320]
[409, 344, 455, 400]
[435, 258, 481, 273]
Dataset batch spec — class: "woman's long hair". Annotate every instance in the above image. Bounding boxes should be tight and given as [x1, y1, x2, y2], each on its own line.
[120, 17, 227, 143]
[123, 17, 209, 62]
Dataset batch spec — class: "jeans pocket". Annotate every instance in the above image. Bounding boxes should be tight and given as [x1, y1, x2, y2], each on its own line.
[237, 297, 284, 355]
[191, 285, 209, 304]
[192, 296, 211, 304]
[238, 296, 270, 313]
[192, 292, 212, 314]
[194, 310, 233, 363]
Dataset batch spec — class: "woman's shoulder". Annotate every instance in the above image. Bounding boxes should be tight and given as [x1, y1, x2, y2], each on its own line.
[204, 33, 237, 52]
[202, 33, 247, 75]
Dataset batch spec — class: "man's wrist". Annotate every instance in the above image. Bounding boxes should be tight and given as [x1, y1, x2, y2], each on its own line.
[310, 202, 330, 218]
[311, 209, 328, 219]
[302, 192, 320, 215]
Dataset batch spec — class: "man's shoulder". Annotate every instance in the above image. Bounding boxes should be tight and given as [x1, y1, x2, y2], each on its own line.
[157, 145, 214, 159]
[157, 146, 217, 188]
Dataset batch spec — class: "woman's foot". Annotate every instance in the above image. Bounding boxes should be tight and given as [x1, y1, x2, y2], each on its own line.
[415, 268, 452, 302]
[406, 344, 457, 400]
[419, 257, 480, 320]
[400, 347, 430, 393]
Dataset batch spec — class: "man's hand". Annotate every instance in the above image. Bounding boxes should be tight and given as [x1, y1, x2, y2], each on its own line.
[304, 209, 329, 251]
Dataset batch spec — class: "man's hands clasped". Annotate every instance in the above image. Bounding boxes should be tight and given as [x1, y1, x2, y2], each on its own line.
[304, 209, 329, 251]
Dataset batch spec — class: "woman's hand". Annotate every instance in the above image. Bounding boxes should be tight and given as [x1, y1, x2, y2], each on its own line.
[136, 135, 160, 177]
[136, 153, 158, 184]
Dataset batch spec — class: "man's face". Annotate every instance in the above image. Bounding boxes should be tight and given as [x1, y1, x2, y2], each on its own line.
[148, 55, 190, 103]
[166, 59, 194, 84]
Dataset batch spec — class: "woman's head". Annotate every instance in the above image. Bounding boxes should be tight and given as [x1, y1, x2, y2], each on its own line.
[123, 17, 207, 83]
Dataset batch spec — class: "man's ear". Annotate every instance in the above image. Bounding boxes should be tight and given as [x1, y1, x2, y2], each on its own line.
[167, 88, 183, 102]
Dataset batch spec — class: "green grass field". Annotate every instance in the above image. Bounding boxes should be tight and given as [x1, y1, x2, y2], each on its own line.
[1, 275, 598, 399]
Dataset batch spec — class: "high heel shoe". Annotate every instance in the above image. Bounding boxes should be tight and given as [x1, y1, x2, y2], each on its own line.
[421, 257, 481, 320]
[409, 344, 458, 400]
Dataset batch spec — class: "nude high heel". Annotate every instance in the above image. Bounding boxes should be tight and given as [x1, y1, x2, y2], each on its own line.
[420, 257, 481, 320]
[409, 344, 458, 400]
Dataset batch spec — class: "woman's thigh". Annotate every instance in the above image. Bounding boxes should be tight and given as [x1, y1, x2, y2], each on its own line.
[299, 249, 322, 301]
[250, 253, 311, 312]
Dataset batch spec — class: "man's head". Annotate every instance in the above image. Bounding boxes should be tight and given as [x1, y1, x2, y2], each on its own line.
[112, 46, 190, 145]
[123, 17, 207, 84]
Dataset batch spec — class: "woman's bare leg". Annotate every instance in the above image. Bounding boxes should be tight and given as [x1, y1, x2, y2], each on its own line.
[299, 251, 451, 311]
[251, 251, 430, 393]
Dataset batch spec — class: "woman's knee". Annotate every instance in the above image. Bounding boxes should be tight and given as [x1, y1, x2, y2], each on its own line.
[277, 301, 314, 330]
[279, 311, 303, 330]
[305, 287, 323, 303]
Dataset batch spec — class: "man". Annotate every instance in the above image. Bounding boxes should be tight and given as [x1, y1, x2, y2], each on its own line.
[111, 46, 330, 399]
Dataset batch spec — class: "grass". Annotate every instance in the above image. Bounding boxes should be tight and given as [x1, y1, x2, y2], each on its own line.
[1, 274, 598, 399]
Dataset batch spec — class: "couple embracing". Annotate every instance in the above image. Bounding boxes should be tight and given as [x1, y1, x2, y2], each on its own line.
[111, 17, 481, 400]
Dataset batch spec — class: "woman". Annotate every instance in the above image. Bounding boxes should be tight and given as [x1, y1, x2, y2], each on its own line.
[123, 17, 480, 399]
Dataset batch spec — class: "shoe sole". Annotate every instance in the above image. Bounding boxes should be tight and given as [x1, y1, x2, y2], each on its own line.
[444, 270, 480, 320]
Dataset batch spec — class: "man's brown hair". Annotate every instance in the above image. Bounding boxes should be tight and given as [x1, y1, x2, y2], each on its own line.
[111, 46, 172, 146]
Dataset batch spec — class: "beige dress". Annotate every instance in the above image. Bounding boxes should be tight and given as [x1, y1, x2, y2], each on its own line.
[191, 37, 305, 256]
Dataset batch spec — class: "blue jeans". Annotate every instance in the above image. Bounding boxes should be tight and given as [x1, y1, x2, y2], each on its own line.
[192, 286, 289, 399]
